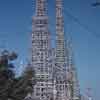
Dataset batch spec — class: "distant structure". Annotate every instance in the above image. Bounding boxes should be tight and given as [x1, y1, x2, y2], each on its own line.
[85, 88, 93, 100]
[66, 39, 81, 100]
[30, 0, 81, 100]
[81, 88, 94, 100]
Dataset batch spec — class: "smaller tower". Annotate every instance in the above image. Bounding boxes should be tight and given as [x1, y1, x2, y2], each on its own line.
[66, 38, 81, 100]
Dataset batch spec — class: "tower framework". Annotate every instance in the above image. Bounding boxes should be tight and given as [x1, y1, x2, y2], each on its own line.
[30, 0, 81, 100]
[32, 0, 53, 100]
[55, 0, 68, 100]
[66, 39, 81, 100]
[55, 0, 81, 100]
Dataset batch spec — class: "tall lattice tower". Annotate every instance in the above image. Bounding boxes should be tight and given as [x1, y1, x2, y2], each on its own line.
[32, 0, 53, 100]
[55, 0, 67, 100]
[66, 39, 81, 100]
[55, 0, 81, 100]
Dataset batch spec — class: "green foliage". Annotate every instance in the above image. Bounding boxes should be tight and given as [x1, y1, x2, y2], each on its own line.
[0, 50, 35, 100]
[9, 66, 35, 100]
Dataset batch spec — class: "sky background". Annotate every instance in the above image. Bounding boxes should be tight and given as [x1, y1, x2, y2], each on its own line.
[0, 0, 100, 99]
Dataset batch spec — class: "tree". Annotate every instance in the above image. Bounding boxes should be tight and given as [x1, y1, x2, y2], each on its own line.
[9, 65, 36, 100]
[0, 50, 35, 100]
[0, 50, 17, 100]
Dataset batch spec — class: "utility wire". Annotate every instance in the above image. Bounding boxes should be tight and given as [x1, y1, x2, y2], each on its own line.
[64, 8, 100, 39]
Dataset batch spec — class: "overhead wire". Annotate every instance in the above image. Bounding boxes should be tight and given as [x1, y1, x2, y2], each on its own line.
[49, 0, 100, 39]
[63, 8, 100, 39]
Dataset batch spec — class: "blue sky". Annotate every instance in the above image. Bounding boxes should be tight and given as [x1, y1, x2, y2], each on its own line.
[0, 0, 100, 99]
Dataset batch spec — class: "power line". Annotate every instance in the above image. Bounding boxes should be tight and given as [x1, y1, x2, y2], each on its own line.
[64, 8, 100, 39]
